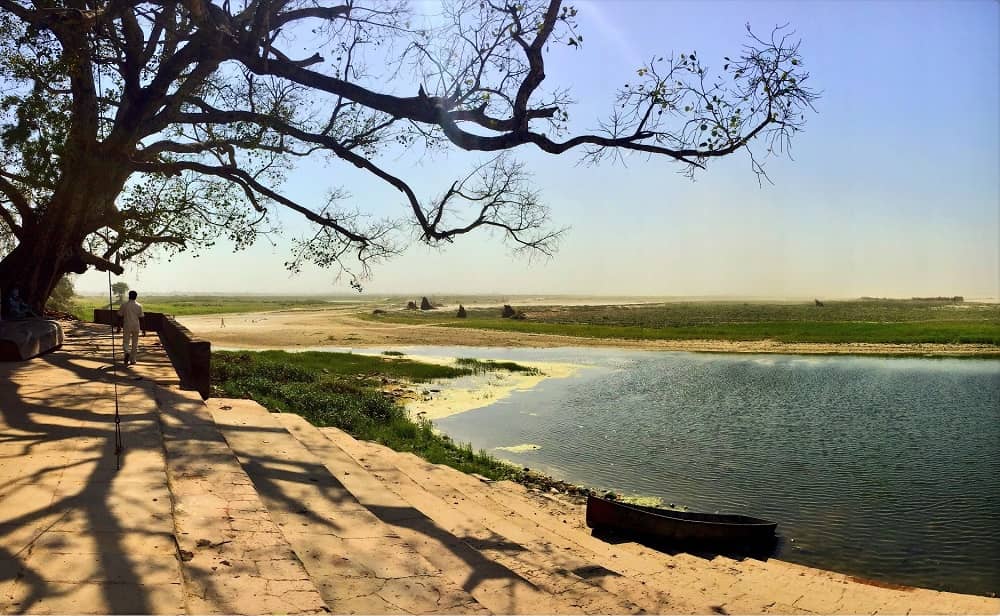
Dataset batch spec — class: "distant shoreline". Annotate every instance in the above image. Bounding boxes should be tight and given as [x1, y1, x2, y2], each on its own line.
[75, 292, 1000, 304]
[178, 304, 1000, 359]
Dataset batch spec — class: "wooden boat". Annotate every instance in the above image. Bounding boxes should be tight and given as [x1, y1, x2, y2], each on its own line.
[586, 495, 777, 545]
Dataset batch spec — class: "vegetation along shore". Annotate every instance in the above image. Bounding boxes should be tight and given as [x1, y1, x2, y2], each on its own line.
[158, 296, 1000, 357]
[211, 350, 587, 495]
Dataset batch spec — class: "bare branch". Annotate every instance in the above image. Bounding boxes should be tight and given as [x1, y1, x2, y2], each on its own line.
[0, 0, 817, 304]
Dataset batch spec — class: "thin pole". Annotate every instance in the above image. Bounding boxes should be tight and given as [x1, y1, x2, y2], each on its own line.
[107, 268, 123, 470]
[97, 63, 122, 469]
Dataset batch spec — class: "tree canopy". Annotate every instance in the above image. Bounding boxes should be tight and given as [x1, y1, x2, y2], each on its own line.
[0, 0, 816, 311]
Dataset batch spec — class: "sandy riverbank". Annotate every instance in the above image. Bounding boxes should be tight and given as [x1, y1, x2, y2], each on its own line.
[179, 305, 1000, 357]
[393, 355, 580, 421]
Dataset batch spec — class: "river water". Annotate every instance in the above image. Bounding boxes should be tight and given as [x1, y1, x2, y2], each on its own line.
[388, 347, 1000, 596]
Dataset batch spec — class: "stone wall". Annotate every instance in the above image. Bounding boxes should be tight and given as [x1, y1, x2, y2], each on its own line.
[93, 309, 211, 398]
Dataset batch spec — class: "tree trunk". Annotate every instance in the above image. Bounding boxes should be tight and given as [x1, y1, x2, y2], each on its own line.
[0, 152, 130, 316]
[0, 240, 72, 318]
[0, 205, 105, 316]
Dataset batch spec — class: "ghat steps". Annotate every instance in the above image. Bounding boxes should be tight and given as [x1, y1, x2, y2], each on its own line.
[201, 394, 997, 615]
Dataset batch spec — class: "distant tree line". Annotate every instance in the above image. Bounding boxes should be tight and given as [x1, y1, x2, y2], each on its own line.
[860, 296, 964, 302]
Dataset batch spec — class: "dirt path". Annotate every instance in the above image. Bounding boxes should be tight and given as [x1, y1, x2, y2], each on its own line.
[180, 306, 1000, 356]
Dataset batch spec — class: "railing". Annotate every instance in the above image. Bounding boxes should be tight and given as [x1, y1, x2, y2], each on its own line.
[93, 309, 211, 399]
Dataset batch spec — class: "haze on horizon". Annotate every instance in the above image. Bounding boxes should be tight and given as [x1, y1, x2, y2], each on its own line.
[76, 0, 1000, 301]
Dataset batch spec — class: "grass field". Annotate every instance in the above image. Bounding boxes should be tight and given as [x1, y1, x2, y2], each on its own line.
[212, 350, 531, 480]
[70, 294, 339, 321]
[455, 357, 542, 375]
[221, 349, 474, 382]
[364, 300, 1000, 346]
[64, 294, 1000, 347]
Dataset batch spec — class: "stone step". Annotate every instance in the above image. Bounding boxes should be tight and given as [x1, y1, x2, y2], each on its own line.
[276, 413, 574, 615]
[155, 389, 328, 614]
[387, 452, 769, 582]
[390, 452, 902, 613]
[410, 459, 709, 576]
[369, 451, 675, 569]
[312, 426, 649, 614]
[321, 430, 723, 614]
[316, 428, 1000, 616]
[208, 400, 486, 615]
[318, 431, 895, 615]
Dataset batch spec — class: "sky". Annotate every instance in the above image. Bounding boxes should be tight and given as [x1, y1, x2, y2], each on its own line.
[77, 0, 1000, 299]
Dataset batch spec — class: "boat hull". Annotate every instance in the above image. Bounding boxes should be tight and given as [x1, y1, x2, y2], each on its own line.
[586, 495, 777, 545]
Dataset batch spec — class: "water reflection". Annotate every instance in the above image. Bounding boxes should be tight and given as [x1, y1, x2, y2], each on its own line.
[423, 348, 1000, 596]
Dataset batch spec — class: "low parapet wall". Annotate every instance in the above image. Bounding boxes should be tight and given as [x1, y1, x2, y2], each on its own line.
[93, 309, 164, 333]
[94, 309, 210, 398]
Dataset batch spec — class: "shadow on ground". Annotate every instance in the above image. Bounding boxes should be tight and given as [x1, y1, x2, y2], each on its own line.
[0, 324, 183, 613]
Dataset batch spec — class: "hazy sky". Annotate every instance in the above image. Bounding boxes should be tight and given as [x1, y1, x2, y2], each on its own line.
[78, 0, 1000, 298]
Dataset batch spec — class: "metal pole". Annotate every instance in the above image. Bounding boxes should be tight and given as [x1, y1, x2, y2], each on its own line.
[107, 265, 123, 470]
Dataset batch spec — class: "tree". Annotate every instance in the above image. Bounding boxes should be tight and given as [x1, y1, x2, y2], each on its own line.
[0, 0, 817, 311]
[45, 275, 76, 312]
[111, 281, 130, 304]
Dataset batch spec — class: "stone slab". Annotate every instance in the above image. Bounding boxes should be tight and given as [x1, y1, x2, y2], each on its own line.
[155, 387, 328, 614]
[210, 400, 487, 615]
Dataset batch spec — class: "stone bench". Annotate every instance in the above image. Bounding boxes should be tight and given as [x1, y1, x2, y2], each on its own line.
[0, 318, 64, 361]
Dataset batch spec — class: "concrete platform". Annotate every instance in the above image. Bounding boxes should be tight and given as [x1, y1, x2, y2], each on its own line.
[0, 324, 183, 614]
[0, 325, 326, 614]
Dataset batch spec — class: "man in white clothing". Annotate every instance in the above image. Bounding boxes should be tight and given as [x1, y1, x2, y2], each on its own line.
[117, 290, 144, 365]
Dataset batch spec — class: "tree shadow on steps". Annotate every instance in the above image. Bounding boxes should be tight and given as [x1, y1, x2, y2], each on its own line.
[0, 338, 181, 614]
[211, 419, 545, 612]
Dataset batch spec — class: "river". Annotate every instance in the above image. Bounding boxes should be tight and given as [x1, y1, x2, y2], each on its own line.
[387, 347, 999, 596]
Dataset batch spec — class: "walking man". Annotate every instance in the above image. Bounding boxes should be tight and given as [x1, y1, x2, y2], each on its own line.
[118, 290, 144, 365]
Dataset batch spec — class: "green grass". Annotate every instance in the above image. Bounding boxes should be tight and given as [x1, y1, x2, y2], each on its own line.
[70, 295, 339, 321]
[455, 358, 541, 375]
[436, 319, 1000, 345]
[211, 350, 532, 481]
[222, 350, 471, 382]
[364, 300, 1000, 347]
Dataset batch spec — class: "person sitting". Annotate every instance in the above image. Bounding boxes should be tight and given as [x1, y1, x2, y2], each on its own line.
[6, 288, 39, 319]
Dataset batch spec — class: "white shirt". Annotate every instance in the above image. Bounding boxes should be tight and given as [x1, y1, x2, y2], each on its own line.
[118, 300, 144, 332]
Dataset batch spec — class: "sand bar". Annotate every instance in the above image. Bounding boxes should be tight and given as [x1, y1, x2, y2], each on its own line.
[396, 355, 580, 421]
[180, 305, 1000, 357]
